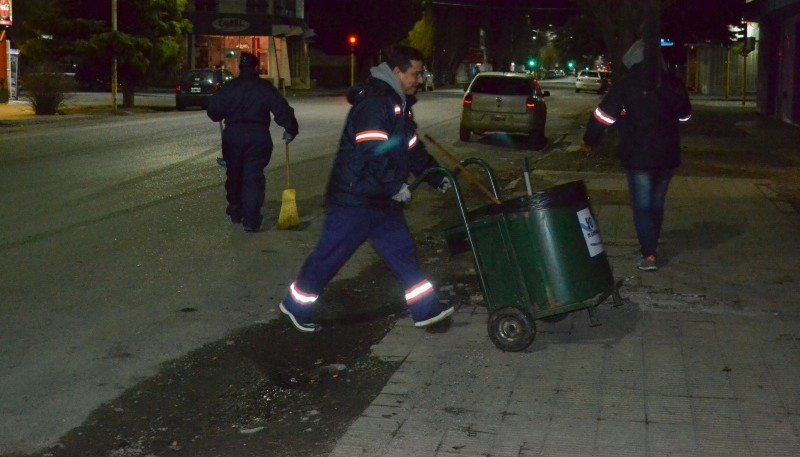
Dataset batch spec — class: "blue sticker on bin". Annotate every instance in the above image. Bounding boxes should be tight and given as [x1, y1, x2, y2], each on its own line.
[577, 208, 604, 257]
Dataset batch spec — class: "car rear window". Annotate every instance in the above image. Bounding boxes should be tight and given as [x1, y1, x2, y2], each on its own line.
[470, 77, 532, 96]
[182, 70, 215, 83]
[581, 71, 600, 78]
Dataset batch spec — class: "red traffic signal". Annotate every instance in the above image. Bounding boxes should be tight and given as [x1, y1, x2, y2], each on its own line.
[348, 35, 357, 47]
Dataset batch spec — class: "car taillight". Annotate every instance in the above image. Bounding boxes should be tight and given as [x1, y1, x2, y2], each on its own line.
[526, 96, 536, 109]
[176, 84, 182, 92]
[211, 84, 221, 92]
[463, 92, 472, 108]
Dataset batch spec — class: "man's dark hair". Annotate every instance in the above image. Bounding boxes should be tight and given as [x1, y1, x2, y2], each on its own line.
[387, 46, 424, 72]
[239, 52, 259, 70]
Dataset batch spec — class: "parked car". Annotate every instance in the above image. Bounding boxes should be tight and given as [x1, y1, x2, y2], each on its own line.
[600, 71, 613, 88]
[175, 68, 234, 111]
[459, 72, 550, 146]
[575, 70, 608, 93]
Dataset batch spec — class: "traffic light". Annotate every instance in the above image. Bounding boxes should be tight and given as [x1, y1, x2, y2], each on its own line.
[527, 58, 538, 69]
[567, 60, 575, 69]
[348, 34, 357, 48]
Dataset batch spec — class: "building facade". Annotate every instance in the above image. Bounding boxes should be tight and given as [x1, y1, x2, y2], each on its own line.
[184, 0, 312, 89]
[746, 0, 800, 125]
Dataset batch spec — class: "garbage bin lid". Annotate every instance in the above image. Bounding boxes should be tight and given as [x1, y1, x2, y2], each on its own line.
[487, 180, 590, 215]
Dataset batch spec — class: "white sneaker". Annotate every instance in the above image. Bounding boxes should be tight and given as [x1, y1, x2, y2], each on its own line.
[414, 306, 455, 328]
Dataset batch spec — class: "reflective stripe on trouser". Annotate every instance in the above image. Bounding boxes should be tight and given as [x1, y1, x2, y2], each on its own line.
[282, 205, 441, 323]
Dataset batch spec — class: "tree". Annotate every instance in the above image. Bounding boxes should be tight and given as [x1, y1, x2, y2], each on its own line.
[405, 7, 435, 61]
[569, 0, 667, 74]
[21, 0, 191, 107]
[570, 0, 745, 74]
[539, 44, 561, 70]
[15, 0, 66, 64]
[552, 13, 609, 69]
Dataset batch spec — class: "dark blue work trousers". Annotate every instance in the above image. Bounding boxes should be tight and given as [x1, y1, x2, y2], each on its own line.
[283, 205, 441, 323]
[222, 127, 272, 228]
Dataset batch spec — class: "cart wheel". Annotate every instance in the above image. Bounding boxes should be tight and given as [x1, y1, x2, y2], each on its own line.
[487, 308, 536, 352]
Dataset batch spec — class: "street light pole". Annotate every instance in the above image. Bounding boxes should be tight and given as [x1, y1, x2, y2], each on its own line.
[111, 0, 117, 112]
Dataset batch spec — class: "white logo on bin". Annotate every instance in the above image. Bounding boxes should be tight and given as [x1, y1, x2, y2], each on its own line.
[577, 208, 604, 257]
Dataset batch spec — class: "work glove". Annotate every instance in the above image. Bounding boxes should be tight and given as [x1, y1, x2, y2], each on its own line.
[437, 177, 452, 193]
[391, 183, 412, 203]
[283, 131, 295, 144]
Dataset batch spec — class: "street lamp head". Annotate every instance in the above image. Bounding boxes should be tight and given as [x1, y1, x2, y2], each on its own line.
[348, 35, 357, 47]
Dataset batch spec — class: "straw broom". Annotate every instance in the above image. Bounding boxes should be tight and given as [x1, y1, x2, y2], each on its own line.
[277, 141, 299, 229]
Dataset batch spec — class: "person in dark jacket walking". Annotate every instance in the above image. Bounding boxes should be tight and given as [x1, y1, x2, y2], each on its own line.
[582, 39, 691, 271]
[278, 46, 453, 332]
[207, 52, 299, 232]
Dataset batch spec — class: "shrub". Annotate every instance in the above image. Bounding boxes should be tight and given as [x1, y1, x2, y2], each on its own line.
[22, 64, 77, 115]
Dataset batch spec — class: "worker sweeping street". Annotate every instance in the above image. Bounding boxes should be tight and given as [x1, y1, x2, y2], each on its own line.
[278, 45, 453, 332]
[207, 52, 299, 233]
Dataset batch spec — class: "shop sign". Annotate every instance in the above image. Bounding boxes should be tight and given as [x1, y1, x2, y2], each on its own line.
[0, 0, 12, 27]
[211, 17, 250, 33]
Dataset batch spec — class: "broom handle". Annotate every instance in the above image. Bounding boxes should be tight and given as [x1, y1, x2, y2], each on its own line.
[285, 142, 291, 188]
[423, 134, 502, 205]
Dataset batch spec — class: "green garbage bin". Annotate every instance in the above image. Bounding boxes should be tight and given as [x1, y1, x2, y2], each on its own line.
[444, 180, 616, 351]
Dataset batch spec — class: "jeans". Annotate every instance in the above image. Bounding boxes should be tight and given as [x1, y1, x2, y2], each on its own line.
[626, 169, 674, 258]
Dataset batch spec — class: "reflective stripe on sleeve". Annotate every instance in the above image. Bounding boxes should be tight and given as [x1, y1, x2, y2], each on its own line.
[394, 105, 402, 116]
[679, 114, 692, 122]
[405, 280, 434, 304]
[593, 107, 617, 126]
[290, 281, 319, 304]
[355, 130, 389, 143]
[408, 134, 418, 149]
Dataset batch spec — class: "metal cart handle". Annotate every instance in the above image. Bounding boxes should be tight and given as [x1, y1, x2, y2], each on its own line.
[409, 159, 500, 303]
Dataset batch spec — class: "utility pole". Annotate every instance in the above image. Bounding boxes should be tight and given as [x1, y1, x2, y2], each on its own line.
[741, 21, 749, 106]
[479, 28, 487, 71]
[111, 0, 117, 112]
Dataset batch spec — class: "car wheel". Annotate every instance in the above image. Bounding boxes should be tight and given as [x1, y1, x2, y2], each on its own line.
[459, 127, 470, 142]
[575, 88, 580, 93]
[176, 102, 186, 111]
[529, 131, 546, 150]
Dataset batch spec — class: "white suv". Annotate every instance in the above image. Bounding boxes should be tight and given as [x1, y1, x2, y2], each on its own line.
[575, 70, 608, 93]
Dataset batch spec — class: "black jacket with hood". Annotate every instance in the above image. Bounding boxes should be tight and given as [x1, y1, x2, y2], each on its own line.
[583, 40, 692, 171]
[325, 63, 444, 208]
[207, 67, 298, 138]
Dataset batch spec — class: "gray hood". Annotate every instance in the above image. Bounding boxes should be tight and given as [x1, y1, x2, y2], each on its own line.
[370, 62, 405, 106]
[622, 39, 644, 69]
